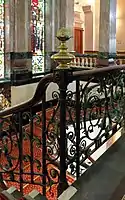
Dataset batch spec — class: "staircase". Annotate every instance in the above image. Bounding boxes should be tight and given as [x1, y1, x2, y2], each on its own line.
[1, 107, 75, 199]
[0, 185, 46, 200]
[0, 63, 125, 199]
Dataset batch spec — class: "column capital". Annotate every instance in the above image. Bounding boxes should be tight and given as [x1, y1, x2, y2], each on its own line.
[82, 5, 92, 13]
[74, 11, 84, 28]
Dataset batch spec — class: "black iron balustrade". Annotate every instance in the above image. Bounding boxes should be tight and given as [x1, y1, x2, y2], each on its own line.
[0, 65, 124, 199]
[65, 65, 125, 178]
[0, 74, 55, 198]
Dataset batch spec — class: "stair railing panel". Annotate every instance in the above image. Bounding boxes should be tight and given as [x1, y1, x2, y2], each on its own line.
[0, 65, 125, 199]
[0, 74, 57, 198]
[62, 65, 125, 180]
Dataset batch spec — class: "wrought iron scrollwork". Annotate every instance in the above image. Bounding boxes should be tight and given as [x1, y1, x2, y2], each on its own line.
[65, 71, 125, 177]
[0, 65, 125, 199]
[0, 114, 20, 182]
[45, 88, 60, 194]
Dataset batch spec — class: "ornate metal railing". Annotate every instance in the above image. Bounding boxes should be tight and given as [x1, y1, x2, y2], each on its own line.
[0, 74, 55, 198]
[0, 27, 125, 199]
[0, 65, 124, 199]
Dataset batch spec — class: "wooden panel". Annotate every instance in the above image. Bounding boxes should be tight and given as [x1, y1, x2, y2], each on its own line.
[74, 27, 83, 54]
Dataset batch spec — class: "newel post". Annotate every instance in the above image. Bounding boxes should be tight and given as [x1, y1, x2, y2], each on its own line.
[51, 28, 75, 196]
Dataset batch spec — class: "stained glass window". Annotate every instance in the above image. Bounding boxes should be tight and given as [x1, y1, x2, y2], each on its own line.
[0, 0, 45, 78]
[31, 0, 45, 74]
[0, 0, 4, 78]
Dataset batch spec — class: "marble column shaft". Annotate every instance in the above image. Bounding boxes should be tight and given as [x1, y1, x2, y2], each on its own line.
[59, 0, 74, 51]
[83, 5, 93, 51]
[14, 0, 31, 52]
[45, 0, 74, 52]
[93, 0, 100, 51]
[4, 0, 15, 77]
[99, 0, 117, 54]
[45, 0, 74, 71]
[4, 0, 32, 78]
[13, 0, 32, 72]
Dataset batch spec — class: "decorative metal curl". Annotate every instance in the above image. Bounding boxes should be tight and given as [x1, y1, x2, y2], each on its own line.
[52, 91, 60, 100]
[46, 162, 60, 197]
[0, 116, 19, 173]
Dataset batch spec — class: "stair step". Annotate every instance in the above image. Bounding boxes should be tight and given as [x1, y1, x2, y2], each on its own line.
[0, 181, 7, 191]
[24, 190, 47, 200]
[2, 186, 23, 200]
[1, 187, 46, 200]
[122, 195, 125, 200]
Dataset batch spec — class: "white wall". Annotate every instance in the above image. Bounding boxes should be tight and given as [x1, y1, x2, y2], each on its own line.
[74, 0, 95, 51]
[74, 0, 125, 52]
[11, 79, 98, 107]
[116, 0, 125, 51]
[11, 82, 58, 106]
[11, 83, 38, 106]
[11, 81, 77, 106]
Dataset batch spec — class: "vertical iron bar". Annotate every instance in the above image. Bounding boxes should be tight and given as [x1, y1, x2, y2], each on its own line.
[18, 112, 23, 193]
[30, 109, 34, 183]
[3, 0, 5, 77]
[76, 80, 80, 179]
[121, 78, 125, 135]
[122, 88, 125, 136]
[42, 91, 46, 196]
[58, 71, 68, 196]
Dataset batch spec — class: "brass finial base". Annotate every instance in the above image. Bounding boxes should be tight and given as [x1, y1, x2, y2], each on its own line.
[51, 27, 75, 69]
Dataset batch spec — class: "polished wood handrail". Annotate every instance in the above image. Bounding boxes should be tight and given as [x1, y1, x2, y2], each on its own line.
[73, 64, 125, 79]
[0, 73, 53, 117]
[50, 51, 125, 58]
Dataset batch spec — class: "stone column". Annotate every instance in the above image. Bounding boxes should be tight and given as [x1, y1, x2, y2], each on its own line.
[45, 0, 74, 52]
[14, 0, 31, 53]
[93, 0, 100, 51]
[4, 0, 15, 78]
[82, 5, 93, 51]
[12, 0, 32, 82]
[45, 0, 74, 70]
[99, 0, 117, 54]
[60, 0, 74, 51]
[44, 0, 53, 71]
[93, 0, 116, 56]
[5, 0, 32, 83]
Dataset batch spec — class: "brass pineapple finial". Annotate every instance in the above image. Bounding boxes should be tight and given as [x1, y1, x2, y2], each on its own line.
[51, 27, 75, 69]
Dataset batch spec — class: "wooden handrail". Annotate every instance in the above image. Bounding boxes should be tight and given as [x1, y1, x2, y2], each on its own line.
[73, 64, 125, 79]
[0, 73, 53, 117]
[49, 51, 125, 58]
